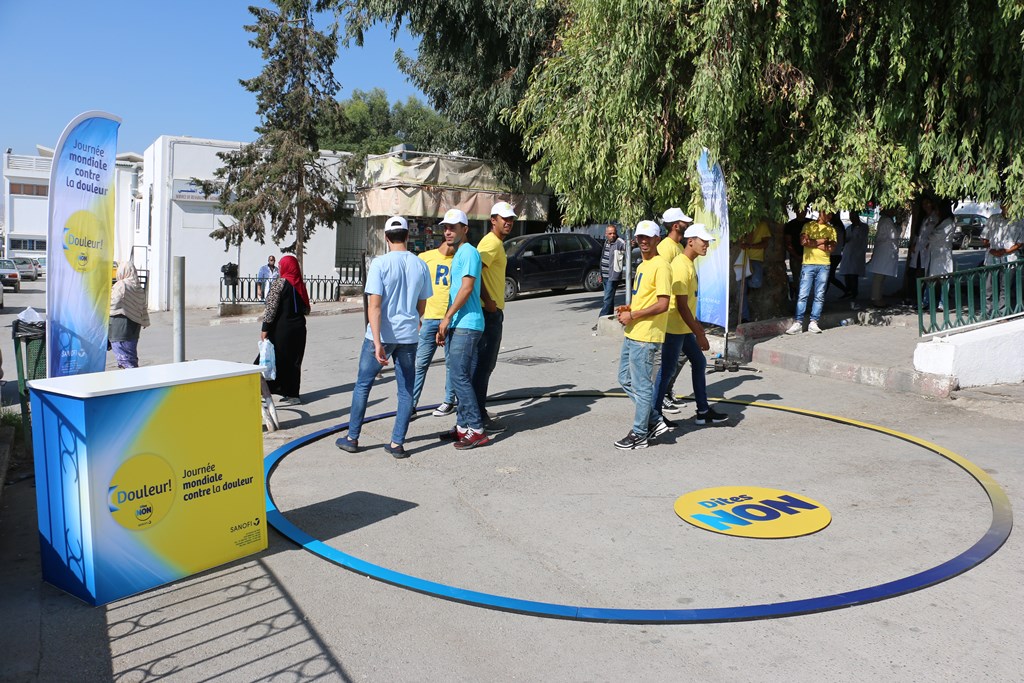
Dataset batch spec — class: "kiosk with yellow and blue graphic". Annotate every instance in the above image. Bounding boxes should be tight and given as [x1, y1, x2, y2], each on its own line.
[29, 360, 266, 606]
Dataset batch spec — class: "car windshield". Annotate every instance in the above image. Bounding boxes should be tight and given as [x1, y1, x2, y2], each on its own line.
[504, 236, 528, 255]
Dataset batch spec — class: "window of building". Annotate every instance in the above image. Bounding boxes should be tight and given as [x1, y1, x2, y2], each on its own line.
[8, 183, 48, 197]
[10, 239, 47, 251]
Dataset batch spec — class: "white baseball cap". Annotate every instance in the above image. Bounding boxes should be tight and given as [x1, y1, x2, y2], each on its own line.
[439, 208, 469, 226]
[635, 220, 661, 238]
[384, 215, 408, 232]
[661, 207, 693, 224]
[490, 201, 517, 219]
[683, 223, 715, 241]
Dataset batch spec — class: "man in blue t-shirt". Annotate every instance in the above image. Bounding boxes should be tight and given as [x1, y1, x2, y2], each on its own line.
[336, 215, 433, 459]
[434, 208, 489, 449]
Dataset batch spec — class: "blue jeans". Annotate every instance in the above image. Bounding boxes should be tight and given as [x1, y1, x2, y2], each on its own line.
[412, 318, 454, 408]
[618, 337, 660, 435]
[448, 327, 484, 431]
[471, 309, 503, 414]
[795, 264, 829, 322]
[347, 338, 417, 445]
[681, 333, 710, 413]
[741, 260, 764, 321]
[599, 277, 622, 317]
[655, 333, 685, 416]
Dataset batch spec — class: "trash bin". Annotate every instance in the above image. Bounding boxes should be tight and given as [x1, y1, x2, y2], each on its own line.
[221, 262, 239, 303]
[13, 319, 46, 453]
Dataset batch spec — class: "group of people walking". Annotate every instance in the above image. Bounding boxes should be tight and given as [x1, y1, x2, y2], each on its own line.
[613, 209, 729, 450]
[328, 203, 517, 457]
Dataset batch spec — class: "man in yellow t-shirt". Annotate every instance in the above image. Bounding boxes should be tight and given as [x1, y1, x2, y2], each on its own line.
[675, 224, 730, 425]
[473, 201, 516, 433]
[786, 211, 838, 334]
[738, 218, 772, 322]
[654, 206, 692, 418]
[614, 220, 672, 450]
[413, 241, 457, 416]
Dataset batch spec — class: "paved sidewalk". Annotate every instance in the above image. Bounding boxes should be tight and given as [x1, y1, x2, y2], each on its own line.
[1, 286, 1021, 681]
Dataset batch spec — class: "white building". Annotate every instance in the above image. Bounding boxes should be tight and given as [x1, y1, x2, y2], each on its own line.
[138, 135, 361, 310]
[2, 146, 142, 262]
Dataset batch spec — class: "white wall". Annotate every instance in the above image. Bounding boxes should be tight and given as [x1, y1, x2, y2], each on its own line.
[141, 136, 343, 310]
[914, 317, 1024, 388]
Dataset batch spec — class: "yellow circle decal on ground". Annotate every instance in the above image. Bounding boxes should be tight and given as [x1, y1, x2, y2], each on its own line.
[674, 486, 831, 539]
[108, 454, 176, 530]
[63, 209, 106, 273]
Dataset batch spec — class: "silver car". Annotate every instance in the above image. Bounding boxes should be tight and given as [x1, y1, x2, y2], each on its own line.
[12, 257, 38, 281]
[0, 258, 21, 292]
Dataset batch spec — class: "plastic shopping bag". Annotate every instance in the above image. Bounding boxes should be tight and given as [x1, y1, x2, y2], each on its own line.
[258, 339, 277, 380]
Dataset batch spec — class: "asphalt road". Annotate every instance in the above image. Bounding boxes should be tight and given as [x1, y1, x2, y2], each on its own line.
[0, 272, 1020, 682]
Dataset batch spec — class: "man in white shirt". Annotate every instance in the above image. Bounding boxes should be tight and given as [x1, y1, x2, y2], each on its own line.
[981, 205, 1023, 316]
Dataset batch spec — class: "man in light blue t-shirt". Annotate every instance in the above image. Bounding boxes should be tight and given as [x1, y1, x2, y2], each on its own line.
[337, 215, 432, 458]
[434, 208, 489, 450]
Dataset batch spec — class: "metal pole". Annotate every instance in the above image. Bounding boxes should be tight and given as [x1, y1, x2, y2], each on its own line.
[624, 228, 634, 306]
[173, 256, 185, 362]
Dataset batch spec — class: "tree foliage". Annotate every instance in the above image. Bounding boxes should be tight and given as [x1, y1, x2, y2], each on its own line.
[321, 0, 560, 182]
[509, 0, 1024, 231]
[205, 0, 345, 264]
[318, 87, 454, 155]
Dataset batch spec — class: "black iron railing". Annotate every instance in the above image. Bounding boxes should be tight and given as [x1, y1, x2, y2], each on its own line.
[219, 260, 365, 304]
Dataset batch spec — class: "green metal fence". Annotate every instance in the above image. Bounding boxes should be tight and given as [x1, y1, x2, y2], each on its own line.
[917, 261, 1024, 336]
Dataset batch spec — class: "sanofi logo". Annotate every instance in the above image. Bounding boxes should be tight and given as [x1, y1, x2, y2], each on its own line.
[674, 486, 831, 538]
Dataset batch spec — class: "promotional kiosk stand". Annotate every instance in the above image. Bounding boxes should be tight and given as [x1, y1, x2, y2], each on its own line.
[29, 360, 267, 606]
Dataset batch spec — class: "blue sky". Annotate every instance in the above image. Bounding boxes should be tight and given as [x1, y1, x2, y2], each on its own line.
[0, 1, 424, 155]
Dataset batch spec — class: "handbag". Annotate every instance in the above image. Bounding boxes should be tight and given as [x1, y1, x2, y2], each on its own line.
[258, 339, 277, 380]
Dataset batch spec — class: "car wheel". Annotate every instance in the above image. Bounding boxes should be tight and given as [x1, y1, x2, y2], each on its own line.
[504, 277, 519, 302]
[14, 283, 20, 293]
[583, 268, 602, 292]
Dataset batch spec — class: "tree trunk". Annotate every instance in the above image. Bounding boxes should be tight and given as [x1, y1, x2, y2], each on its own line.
[746, 220, 791, 322]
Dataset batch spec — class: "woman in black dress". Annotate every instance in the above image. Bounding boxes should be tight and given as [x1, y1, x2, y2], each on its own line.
[260, 254, 310, 405]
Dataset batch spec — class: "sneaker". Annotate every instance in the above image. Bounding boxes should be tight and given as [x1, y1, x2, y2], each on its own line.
[278, 396, 301, 406]
[484, 415, 508, 434]
[648, 418, 674, 440]
[384, 443, 409, 459]
[432, 401, 456, 417]
[454, 431, 490, 450]
[808, 320, 822, 334]
[662, 397, 682, 414]
[694, 407, 729, 425]
[335, 436, 359, 453]
[439, 427, 465, 441]
[785, 322, 803, 335]
[614, 431, 649, 450]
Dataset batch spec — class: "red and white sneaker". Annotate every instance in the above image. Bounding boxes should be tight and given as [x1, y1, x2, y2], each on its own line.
[453, 431, 490, 450]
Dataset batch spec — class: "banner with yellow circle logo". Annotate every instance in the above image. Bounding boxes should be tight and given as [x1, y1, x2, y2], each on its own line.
[46, 111, 120, 377]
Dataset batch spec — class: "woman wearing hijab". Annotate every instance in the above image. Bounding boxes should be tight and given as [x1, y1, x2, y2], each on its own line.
[109, 261, 151, 368]
[260, 254, 310, 405]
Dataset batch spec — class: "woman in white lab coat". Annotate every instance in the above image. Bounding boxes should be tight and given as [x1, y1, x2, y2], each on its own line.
[838, 212, 870, 298]
[866, 208, 900, 306]
[927, 201, 956, 277]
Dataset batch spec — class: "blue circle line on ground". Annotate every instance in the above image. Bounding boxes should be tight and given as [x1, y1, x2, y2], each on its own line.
[263, 395, 1013, 623]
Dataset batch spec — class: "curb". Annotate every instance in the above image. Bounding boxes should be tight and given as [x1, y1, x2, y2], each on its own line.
[210, 304, 365, 326]
[750, 345, 956, 398]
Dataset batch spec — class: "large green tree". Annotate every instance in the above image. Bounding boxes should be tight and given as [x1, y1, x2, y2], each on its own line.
[206, 0, 345, 266]
[324, 0, 560, 182]
[510, 0, 1024, 230]
[318, 87, 454, 155]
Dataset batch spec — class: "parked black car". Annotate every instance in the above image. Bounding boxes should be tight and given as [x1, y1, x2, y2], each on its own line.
[503, 232, 603, 301]
[953, 214, 987, 249]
